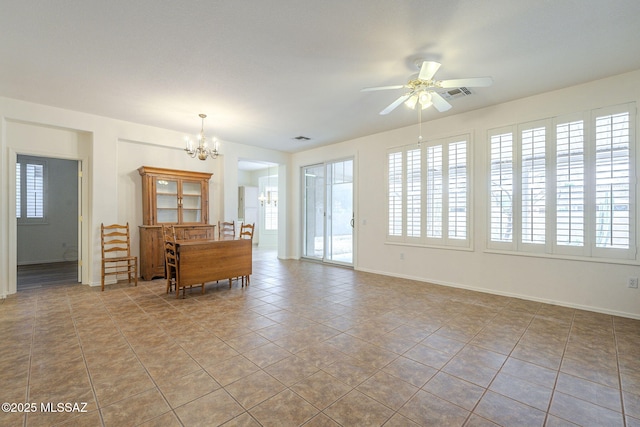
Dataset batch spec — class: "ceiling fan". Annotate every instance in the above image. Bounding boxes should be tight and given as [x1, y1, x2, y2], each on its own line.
[362, 59, 493, 115]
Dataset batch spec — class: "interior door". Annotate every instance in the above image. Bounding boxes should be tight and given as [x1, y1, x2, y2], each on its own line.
[302, 158, 353, 265]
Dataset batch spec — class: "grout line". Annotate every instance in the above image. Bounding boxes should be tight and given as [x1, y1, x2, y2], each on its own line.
[69, 288, 106, 427]
[23, 296, 37, 427]
[612, 316, 628, 427]
[544, 308, 576, 426]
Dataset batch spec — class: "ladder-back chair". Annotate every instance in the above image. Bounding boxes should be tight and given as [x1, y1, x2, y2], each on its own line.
[101, 223, 138, 291]
[162, 225, 178, 294]
[237, 222, 255, 286]
[238, 222, 255, 241]
[163, 224, 205, 298]
[218, 220, 235, 240]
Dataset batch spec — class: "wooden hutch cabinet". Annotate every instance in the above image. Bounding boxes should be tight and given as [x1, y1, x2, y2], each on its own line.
[138, 166, 215, 280]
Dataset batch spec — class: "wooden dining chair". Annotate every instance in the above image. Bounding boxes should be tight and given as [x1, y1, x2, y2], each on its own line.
[237, 222, 255, 286]
[101, 223, 138, 291]
[238, 222, 255, 241]
[163, 224, 205, 298]
[218, 220, 235, 240]
[162, 225, 177, 294]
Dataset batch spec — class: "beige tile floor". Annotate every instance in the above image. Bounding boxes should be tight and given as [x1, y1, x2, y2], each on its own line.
[1, 249, 639, 426]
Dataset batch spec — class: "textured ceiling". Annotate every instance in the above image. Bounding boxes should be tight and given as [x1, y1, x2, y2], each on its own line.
[1, 0, 639, 153]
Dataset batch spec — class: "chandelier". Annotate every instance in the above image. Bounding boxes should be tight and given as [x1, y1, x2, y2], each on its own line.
[184, 113, 219, 160]
[259, 166, 278, 207]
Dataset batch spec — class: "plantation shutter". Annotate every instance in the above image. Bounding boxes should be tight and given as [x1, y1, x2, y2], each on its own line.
[388, 151, 403, 237]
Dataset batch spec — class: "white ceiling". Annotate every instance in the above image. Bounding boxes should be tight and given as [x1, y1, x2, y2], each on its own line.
[1, 1, 639, 153]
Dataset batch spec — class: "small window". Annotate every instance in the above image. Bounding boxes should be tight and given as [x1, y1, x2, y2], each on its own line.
[16, 156, 47, 223]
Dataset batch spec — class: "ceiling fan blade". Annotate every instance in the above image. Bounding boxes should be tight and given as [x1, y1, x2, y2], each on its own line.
[418, 61, 441, 81]
[361, 85, 405, 92]
[439, 77, 493, 88]
[380, 94, 411, 115]
[431, 92, 452, 112]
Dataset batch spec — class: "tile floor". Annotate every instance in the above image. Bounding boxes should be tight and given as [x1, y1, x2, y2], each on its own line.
[1, 249, 639, 426]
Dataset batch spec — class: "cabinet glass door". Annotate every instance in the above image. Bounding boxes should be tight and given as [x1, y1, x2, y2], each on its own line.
[181, 181, 202, 223]
[156, 179, 178, 223]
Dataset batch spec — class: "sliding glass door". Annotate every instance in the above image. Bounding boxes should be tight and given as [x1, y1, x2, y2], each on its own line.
[302, 158, 353, 265]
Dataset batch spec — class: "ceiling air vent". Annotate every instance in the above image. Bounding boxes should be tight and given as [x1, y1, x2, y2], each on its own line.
[440, 87, 472, 101]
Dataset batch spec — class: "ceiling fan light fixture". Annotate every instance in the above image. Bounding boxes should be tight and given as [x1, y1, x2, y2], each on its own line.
[404, 94, 418, 109]
[362, 59, 492, 115]
[418, 91, 432, 108]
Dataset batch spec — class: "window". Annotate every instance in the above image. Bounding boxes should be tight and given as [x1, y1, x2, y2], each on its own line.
[521, 125, 546, 245]
[488, 103, 635, 260]
[388, 152, 403, 237]
[594, 111, 631, 250]
[490, 132, 513, 243]
[260, 175, 278, 231]
[387, 134, 470, 248]
[426, 145, 442, 238]
[556, 119, 585, 248]
[16, 156, 46, 223]
[448, 141, 468, 240]
[406, 148, 421, 238]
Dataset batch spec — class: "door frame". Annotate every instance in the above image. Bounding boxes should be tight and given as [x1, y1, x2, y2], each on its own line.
[8, 149, 87, 293]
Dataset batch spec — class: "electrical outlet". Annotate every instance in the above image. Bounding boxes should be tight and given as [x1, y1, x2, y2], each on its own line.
[629, 277, 639, 289]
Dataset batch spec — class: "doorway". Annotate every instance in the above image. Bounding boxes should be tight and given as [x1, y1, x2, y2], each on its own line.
[302, 158, 353, 266]
[16, 155, 80, 290]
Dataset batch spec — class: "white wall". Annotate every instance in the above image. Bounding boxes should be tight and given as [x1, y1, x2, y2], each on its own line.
[291, 70, 640, 319]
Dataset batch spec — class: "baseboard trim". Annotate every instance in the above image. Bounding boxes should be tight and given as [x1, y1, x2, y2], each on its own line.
[356, 266, 640, 320]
